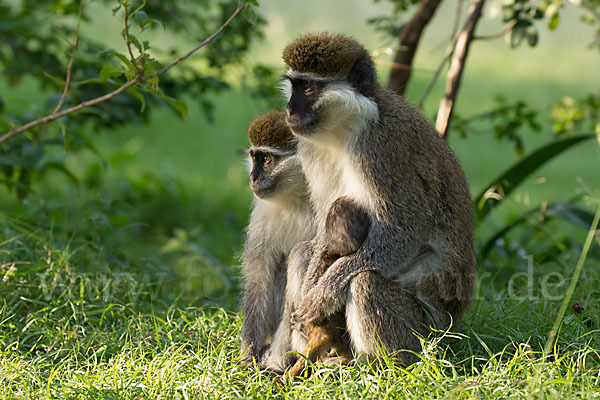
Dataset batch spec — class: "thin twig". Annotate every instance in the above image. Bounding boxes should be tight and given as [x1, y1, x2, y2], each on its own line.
[373, 58, 434, 74]
[429, 0, 463, 53]
[53, 0, 84, 114]
[450, 0, 465, 39]
[148, 4, 244, 80]
[123, 3, 141, 74]
[418, 0, 466, 108]
[0, 3, 246, 145]
[417, 36, 457, 109]
[435, 0, 486, 138]
[474, 18, 518, 40]
[386, 0, 444, 96]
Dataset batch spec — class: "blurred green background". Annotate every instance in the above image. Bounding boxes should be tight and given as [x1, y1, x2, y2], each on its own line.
[1, 0, 598, 306]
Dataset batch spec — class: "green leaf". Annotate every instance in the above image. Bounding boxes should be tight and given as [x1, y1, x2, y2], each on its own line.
[548, 13, 560, 30]
[525, 25, 539, 46]
[141, 19, 164, 30]
[127, 87, 146, 112]
[474, 134, 594, 222]
[165, 97, 188, 119]
[156, 92, 188, 119]
[128, 34, 143, 53]
[508, 25, 525, 48]
[102, 49, 134, 71]
[502, 5, 516, 22]
[99, 64, 123, 82]
[134, 10, 149, 25]
[508, 20, 532, 48]
[530, 7, 544, 20]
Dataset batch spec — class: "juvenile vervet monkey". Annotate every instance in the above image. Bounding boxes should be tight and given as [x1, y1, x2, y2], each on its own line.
[266, 33, 477, 368]
[286, 196, 370, 379]
[240, 111, 316, 363]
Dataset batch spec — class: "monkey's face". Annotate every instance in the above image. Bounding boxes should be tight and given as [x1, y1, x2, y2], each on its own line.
[282, 67, 378, 141]
[249, 149, 277, 198]
[248, 148, 302, 200]
[283, 75, 325, 136]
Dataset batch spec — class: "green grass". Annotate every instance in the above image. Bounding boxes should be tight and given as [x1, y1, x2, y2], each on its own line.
[1, 222, 599, 398]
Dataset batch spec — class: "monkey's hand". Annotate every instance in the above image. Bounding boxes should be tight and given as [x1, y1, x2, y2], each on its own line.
[292, 288, 339, 333]
[290, 311, 310, 339]
[296, 254, 372, 329]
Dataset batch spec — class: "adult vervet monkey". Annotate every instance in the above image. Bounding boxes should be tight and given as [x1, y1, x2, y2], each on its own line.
[266, 33, 476, 369]
[239, 111, 316, 363]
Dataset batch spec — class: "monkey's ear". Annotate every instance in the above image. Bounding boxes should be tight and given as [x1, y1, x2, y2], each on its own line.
[347, 60, 375, 97]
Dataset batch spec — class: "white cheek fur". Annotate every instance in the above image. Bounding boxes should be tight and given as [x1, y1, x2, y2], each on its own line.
[316, 82, 378, 122]
[279, 79, 292, 103]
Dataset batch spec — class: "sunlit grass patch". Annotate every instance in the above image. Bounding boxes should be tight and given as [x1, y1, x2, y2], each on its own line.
[1, 221, 599, 399]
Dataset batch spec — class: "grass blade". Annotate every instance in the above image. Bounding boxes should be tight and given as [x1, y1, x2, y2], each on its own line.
[544, 201, 600, 358]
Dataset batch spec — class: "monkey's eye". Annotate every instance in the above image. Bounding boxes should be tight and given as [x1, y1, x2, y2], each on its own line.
[264, 156, 272, 165]
[303, 81, 316, 96]
[251, 155, 256, 162]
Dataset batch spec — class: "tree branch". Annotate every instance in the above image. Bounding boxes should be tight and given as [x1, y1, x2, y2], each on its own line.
[473, 18, 518, 40]
[387, 0, 444, 96]
[0, 2, 246, 145]
[418, 0, 465, 109]
[52, 0, 84, 114]
[373, 58, 434, 74]
[123, 3, 141, 74]
[435, 0, 486, 138]
[417, 35, 457, 109]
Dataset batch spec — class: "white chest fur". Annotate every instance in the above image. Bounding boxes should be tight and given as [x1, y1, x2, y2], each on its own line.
[252, 197, 316, 253]
[298, 138, 372, 225]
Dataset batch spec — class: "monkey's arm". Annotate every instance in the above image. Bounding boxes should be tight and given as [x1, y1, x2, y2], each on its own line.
[293, 223, 425, 328]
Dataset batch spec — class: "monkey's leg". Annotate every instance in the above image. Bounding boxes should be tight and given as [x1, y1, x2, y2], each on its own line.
[286, 312, 349, 379]
[326, 316, 353, 365]
[262, 241, 314, 371]
[345, 271, 433, 366]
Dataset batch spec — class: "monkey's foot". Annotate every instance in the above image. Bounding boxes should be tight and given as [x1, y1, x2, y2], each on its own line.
[285, 356, 309, 379]
[321, 355, 353, 367]
[284, 325, 334, 380]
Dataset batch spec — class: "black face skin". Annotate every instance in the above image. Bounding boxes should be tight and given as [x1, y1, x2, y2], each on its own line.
[284, 76, 324, 135]
[284, 61, 375, 136]
[248, 149, 279, 198]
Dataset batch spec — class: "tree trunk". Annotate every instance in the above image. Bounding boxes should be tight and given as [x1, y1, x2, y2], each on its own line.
[435, 0, 486, 138]
[387, 0, 444, 96]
